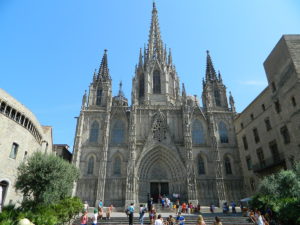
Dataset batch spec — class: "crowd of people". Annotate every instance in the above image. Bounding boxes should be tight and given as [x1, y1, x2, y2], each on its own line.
[248, 208, 275, 225]
[79, 197, 246, 225]
[80, 200, 113, 225]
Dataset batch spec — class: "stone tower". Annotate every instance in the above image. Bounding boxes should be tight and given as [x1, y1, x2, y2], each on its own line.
[73, 3, 243, 208]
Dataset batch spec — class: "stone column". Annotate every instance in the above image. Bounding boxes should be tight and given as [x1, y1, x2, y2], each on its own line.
[95, 94, 112, 206]
[182, 104, 198, 205]
[125, 106, 137, 207]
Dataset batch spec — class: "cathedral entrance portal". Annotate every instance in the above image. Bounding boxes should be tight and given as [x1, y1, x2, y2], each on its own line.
[150, 182, 169, 203]
[137, 147, 187, 203]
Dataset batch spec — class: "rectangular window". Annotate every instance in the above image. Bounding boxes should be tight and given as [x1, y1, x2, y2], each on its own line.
[269, 140, 280, 163]
[262, 104, 266, 111]
[274, 100, 281, 113]
[291, 96, 296, 107]
[240, 123, 244, 129]
[9, 143, 19, 159]
[264, 118, 272, 131]
[246, 156, 252, 170]
[256, 148, 265, 168]
[253, 128, 260, 143]
[242, 136, 248, 150]
[280, 125, 290, 144]
[250, 114, 254, 120]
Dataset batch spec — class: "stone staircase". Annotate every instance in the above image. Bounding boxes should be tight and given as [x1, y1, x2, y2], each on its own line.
[73, 213, 254, 225]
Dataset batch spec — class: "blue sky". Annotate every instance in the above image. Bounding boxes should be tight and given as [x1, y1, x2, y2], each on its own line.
[1, 0, 300, 149]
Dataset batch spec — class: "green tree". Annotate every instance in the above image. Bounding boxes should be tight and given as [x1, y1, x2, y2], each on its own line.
[250, 162, 300, 225]
[15, 152, 80, 205]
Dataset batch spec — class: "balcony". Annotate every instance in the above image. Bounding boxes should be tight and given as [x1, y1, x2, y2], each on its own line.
[253, 153, 286, 173]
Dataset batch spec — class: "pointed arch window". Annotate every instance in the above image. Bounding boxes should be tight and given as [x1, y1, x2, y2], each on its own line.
[139, 75, 145, 97]
[192, 120, 205, 144]
[87, 156, 94, 175]
[214, 90, 221, 106]
[96, 88, 102, 105]
[153, 70, 161, 94]
[224, 156, 232, 175]
[113, 156, 121, 175]
[112, 120, 125, 144]
[219, 121, 229, 143]
[89, 121, 99, 143]
[198, 155, 206, 175]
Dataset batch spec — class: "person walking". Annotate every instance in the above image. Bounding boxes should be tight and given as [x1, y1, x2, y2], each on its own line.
[128, 203, 135, 225]
[175, 199, 180, 214]
[148, 197, 153, 212]
[139, 204, 147, 225]
[197, 215, 206, 225]
[231, 201, 236, 214]
[154, 214, 163, 225]
[91, 208, 98, 225]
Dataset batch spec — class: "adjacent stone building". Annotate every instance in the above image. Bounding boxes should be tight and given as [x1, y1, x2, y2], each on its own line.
[234, 35, 300, 196]
[0, 88, 53, 207]
[53, 144, 72, 162]
[72, 3, 244, 207]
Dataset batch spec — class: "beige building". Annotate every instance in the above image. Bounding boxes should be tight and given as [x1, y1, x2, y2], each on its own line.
[234, 35, 300, 195]
[0, 88, 53, 207]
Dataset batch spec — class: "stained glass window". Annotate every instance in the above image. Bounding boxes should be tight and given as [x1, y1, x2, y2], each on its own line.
[153, 70, 161, 94]
[87, 156, 94, 175]
[112, 120, 124, 144]
[219, 121, 229, 143]
[89, 121, 99, 143]
[192, 120, 205, 144]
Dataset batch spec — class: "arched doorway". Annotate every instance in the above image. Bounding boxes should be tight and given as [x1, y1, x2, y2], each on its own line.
[137, 146, 186, 203]
[0, 180, 9, 211]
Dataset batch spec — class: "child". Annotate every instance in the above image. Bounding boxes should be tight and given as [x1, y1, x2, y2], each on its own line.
[98, 207, 103, 220]
[92, 208, 98, 225]
[80, 211, 88, 225]
[106, 205, 113, 220]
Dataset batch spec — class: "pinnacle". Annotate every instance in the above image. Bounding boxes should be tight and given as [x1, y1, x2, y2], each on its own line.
[98, 49, 111, 81]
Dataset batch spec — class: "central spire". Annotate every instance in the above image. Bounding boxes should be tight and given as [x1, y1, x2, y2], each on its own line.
[147, 2, 164, 61]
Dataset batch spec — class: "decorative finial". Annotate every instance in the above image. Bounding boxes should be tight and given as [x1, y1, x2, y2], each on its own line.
[206, 50, 209, 55]
[104, 49, 107, 53]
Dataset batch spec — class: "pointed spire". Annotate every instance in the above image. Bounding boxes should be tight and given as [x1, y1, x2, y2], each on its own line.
[148, 2, 163, 60]
[164, 45, 167, 63]
[93, 69, 97, 82]
[168, 48, 173, 65]
[229, 91, 236, 113]
[205, 50, 217, 81]
[98, 49, 111, 81]
[138, 48, 143, 68]
[118, 81, 125, 97]
[182, 83, 186, 98]
[218, 70, 223, 83]
[202, 78, 206, 88]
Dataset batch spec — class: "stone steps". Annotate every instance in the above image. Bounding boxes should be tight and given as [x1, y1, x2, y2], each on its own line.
[73, 214, 254, 225]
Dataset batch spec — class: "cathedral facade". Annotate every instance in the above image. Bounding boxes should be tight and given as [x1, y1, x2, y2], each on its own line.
[72, 3, 244, 207]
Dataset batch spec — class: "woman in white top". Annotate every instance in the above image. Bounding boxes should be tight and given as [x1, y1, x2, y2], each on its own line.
[257, 211, 264, 225]
[154, 214, 163, 225]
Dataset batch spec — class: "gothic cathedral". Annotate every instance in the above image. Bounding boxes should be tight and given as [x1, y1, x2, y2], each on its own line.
[72, 3, 243, 207]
